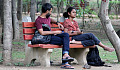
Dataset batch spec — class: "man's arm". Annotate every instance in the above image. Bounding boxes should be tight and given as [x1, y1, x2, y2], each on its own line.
[38, 28, 62, 35]
[51, 18, 64, 30]
[51, 18, 57, 24]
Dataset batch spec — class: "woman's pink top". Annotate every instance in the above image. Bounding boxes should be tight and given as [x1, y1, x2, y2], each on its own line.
[63, 19, 79, 31]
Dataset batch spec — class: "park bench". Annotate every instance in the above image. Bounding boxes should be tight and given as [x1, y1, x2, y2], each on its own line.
[22, 22, 89, 67]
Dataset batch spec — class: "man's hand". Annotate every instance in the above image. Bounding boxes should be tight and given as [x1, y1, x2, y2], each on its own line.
[58, 23, 64, 30]
[54, 31, 62, 35]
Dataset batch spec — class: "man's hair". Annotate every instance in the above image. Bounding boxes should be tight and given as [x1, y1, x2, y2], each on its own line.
[42, 3, 53, 13]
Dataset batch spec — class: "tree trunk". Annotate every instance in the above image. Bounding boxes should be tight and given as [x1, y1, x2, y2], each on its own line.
[108, 0, 112, 14]
[97, 0, 99, 8]
[12, 0, 20, 39]
[118, 0, 120, 14]
[0, 0, 4, 44]
[60, 0, 64, 13]
[30, 0, 36, 22]
[98, 0, 120, 62]
[28, 1, 30, 14]
[3, 0, 13, 65]
[0, 0, 4, 24]
[57, 0, 60, 21]
[0, 0, 2, 24]
[17, 0, 22, 21]
[42, 0, 50, 5]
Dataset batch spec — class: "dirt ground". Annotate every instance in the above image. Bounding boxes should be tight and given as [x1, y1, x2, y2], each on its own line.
[0, 63, 120, 70]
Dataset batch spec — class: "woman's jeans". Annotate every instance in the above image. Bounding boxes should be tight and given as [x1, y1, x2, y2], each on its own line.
[72, 33, 100, 47]
[50, 33, 70, 65]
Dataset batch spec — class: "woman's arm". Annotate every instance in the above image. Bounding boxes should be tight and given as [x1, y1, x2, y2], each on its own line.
[64, 28, 82, 36]
[77, 28, 80, 31]
[38, 29, 62, 35]
[77, 28, 83, 33]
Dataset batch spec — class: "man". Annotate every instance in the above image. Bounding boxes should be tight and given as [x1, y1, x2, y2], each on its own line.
[35, 3, 74, 69]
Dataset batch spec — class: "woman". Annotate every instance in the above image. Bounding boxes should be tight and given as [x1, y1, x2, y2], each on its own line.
[63, 7, 114, 52]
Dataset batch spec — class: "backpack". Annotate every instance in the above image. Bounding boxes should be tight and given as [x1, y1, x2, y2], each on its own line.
[87, 47, 105, 66]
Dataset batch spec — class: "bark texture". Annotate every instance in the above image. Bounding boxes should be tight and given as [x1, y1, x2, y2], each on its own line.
[98, 0, 120, 62]
[17, 0, 22, 21]
[3, 0, 13, 65]
[12, 0, 20, 39]
[30, 0, 36, 22]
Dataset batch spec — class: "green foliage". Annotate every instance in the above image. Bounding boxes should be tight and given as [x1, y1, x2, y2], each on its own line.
[109, 1, 120, 4]
[14, 62, 24, 66]
[12, 42, 25, 46]
[26, 64, 35, 67]
[0, 56, 3, 63]
[50, 48, 62, 61]
[51, 0, 57, 6]
[12, 51, 25, 59]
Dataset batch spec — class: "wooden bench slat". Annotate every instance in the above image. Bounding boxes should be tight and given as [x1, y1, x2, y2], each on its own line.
[28, 44, 84, 48]
[22, 22, 35, 27]
[23, 35, 34, 40]
[23, 29, 35, 34]
[51, 24, 58, 27]
[22, 22, 63, 28]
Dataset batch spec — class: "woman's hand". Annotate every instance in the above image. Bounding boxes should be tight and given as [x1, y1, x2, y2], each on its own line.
[77, 31, 83, 35]
[58, 23, 64, 30]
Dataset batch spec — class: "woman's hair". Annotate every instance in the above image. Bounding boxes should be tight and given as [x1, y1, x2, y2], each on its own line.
[42, 3, 53, 13]
[63, 7, 75, 18]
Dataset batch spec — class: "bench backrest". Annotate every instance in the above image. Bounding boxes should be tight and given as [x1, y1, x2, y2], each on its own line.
[22, 22, 63, 40]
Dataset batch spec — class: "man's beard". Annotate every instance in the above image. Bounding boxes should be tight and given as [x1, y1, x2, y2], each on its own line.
[46, 13, 51, 18]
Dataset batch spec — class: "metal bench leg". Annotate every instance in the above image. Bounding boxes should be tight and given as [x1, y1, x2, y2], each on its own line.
[69, 48, 89, 65]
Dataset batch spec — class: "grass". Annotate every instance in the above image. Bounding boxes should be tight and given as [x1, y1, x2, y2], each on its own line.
[50, 48, 62, 61]
[12, 51, 25, 60]
[12, 42, 25, 46]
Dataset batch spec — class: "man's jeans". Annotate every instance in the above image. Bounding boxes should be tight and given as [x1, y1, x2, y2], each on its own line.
[50, 33, 70, 65]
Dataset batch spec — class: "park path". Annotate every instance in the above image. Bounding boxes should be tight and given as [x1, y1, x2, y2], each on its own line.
[0, 63, 120, 70]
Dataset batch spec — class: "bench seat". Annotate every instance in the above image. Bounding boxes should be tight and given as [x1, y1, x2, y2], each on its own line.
[28, 44, 84, 48]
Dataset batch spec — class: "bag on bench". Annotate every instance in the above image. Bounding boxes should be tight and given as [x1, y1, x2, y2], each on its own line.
[31, 24, 51, 44]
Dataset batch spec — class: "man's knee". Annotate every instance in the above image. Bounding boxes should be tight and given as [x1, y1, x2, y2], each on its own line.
[62, 33, 69, 37]
[87, 33, 95, 37]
